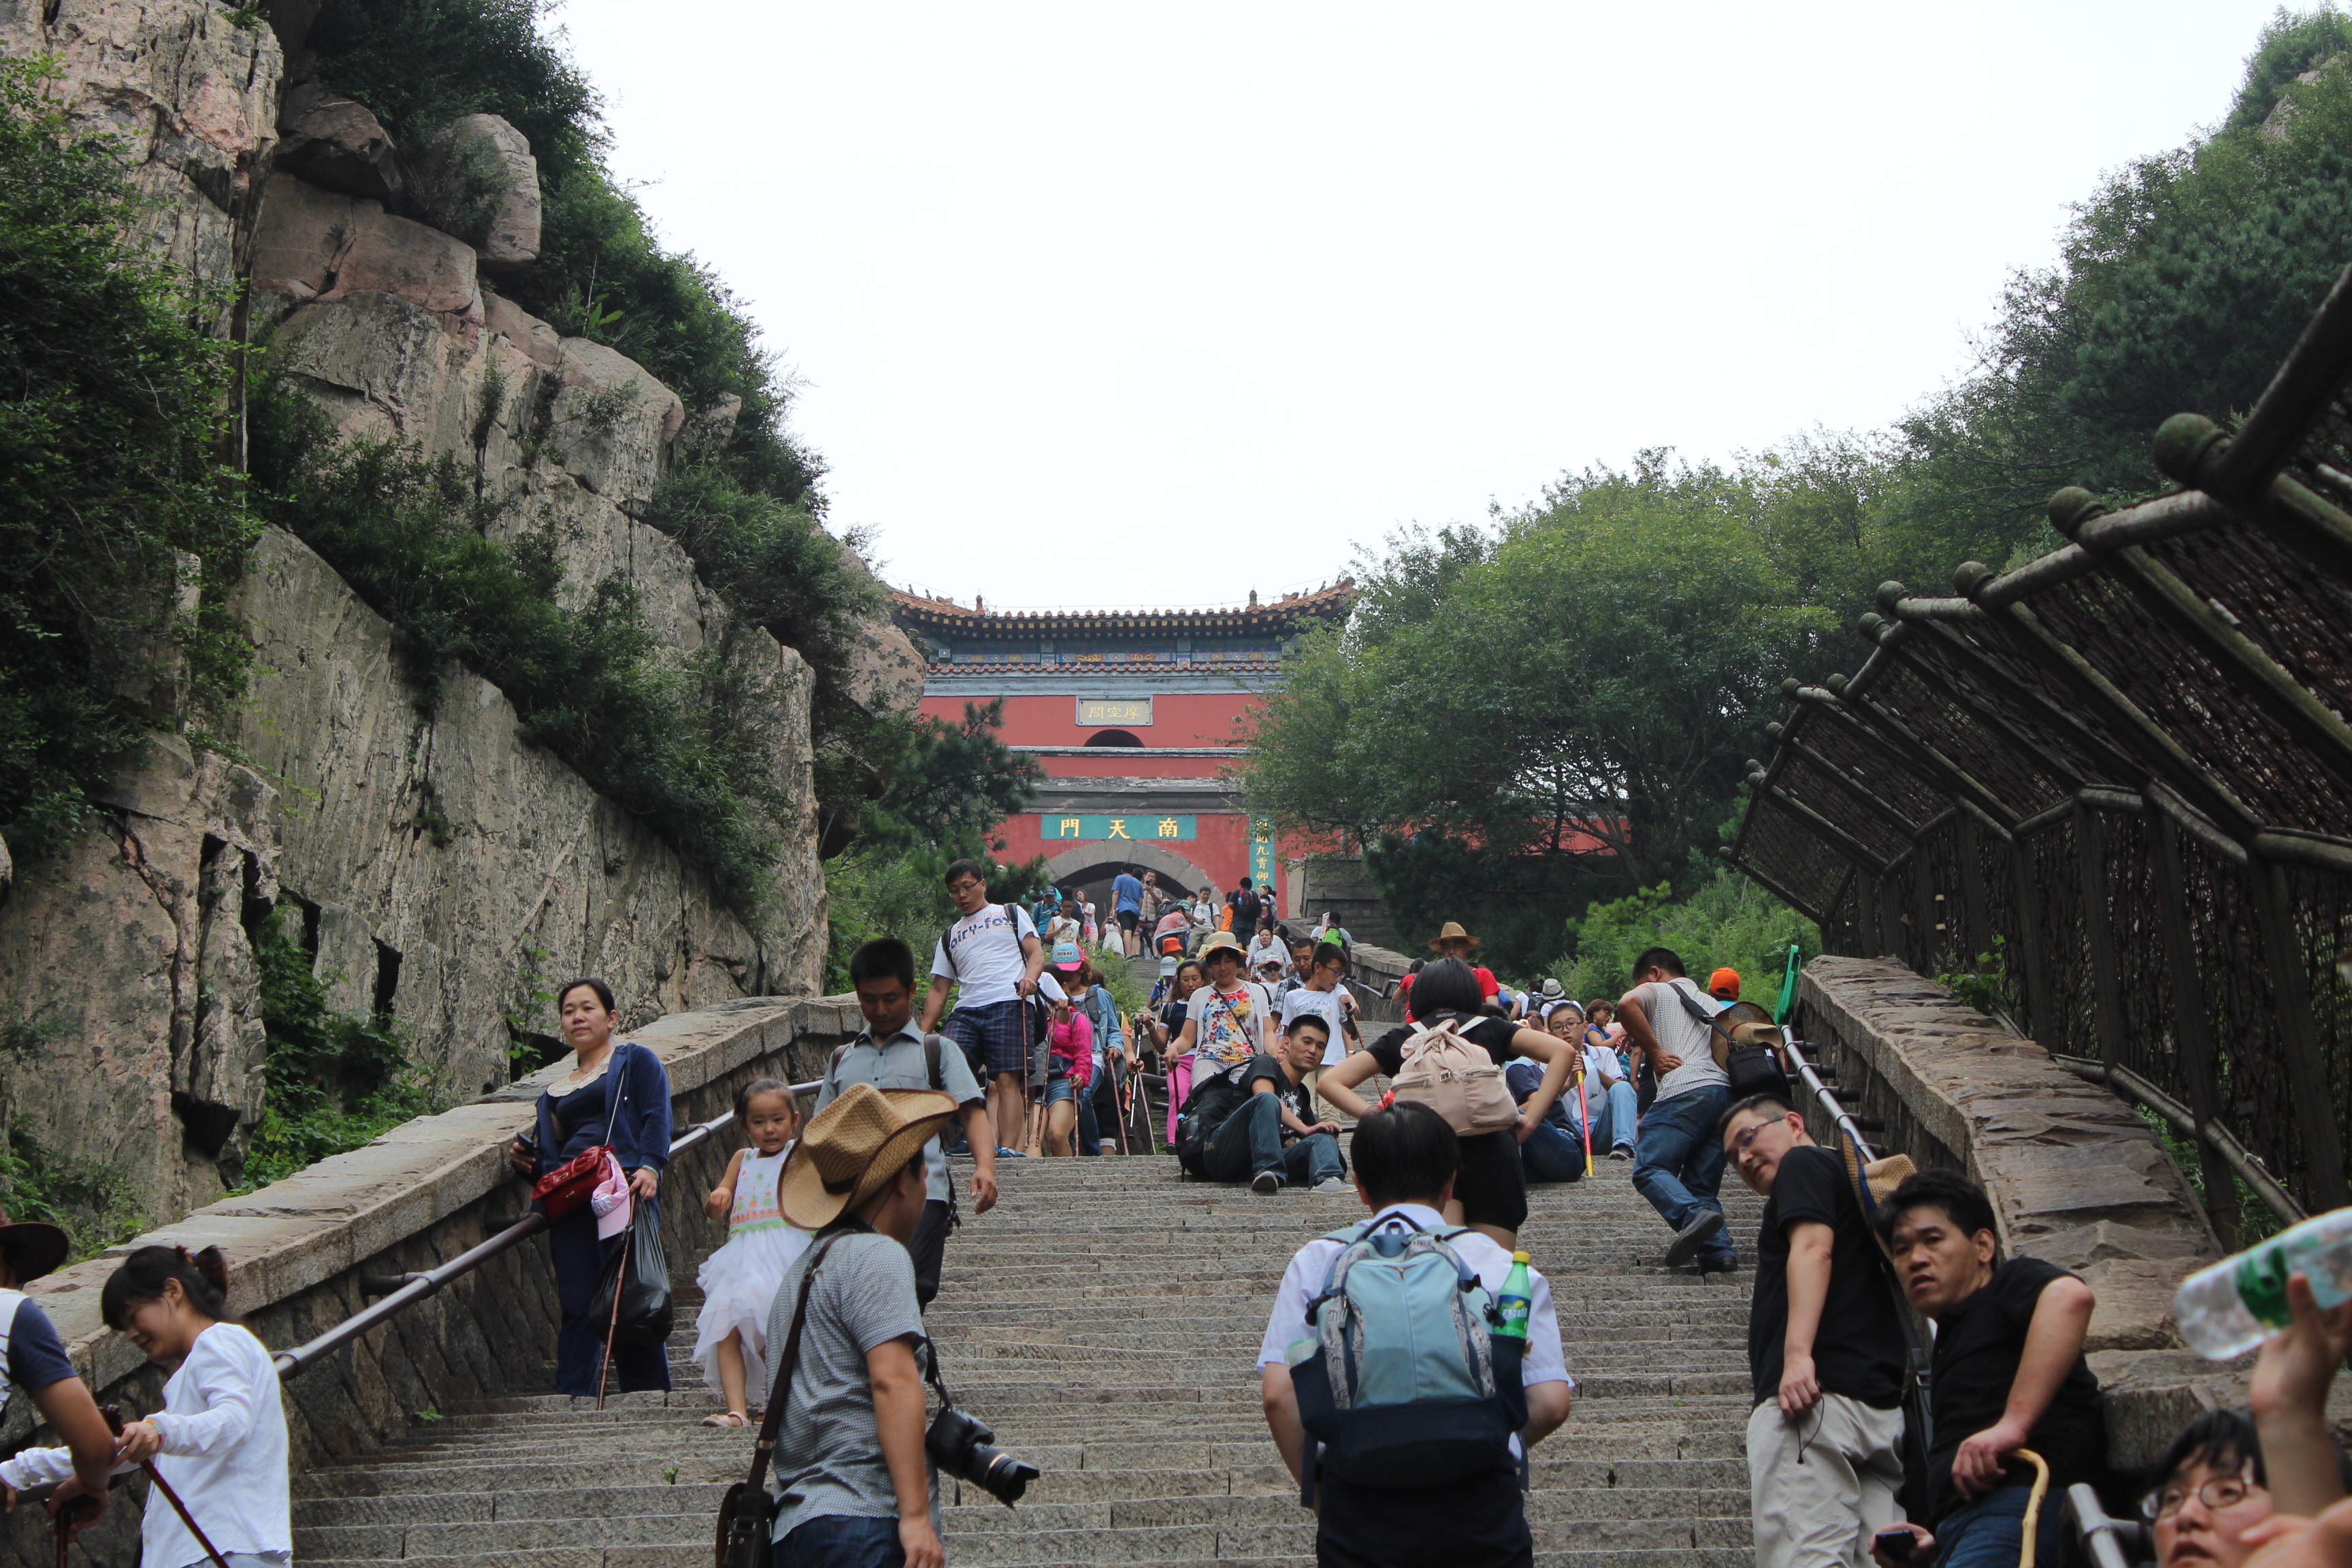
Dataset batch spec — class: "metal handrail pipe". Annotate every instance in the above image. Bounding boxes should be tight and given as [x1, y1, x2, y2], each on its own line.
[1782, 1038, 1878, 1166]
[2065, 1481, 2151, 1568]
[271, 1079, 820, 1377]
[2048, 1054, 2305, 1228]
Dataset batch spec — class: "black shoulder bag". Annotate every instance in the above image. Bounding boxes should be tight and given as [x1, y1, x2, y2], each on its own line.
[715, 1230, 853, 1568]
[1665, 979, 1790, 1098]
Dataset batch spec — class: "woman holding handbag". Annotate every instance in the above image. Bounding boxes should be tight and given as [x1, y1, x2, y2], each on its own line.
[506, 977, 674, 1396]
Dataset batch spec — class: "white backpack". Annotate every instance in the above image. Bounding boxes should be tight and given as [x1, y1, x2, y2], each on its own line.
[1390, 1017, 1519, 1134]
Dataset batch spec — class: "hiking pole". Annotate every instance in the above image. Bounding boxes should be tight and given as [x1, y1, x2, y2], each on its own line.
[1580, 1073, 1592, 1177]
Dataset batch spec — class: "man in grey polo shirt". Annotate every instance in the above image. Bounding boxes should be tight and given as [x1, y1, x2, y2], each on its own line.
[817, 938, 998, 1309]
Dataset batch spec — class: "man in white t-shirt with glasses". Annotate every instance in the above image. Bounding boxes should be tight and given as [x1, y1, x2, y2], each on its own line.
[1618, 945, 1738, 1272]
[920, 858, 1048, 1159]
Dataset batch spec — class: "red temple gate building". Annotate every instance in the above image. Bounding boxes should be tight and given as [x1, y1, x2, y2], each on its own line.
[889, 584, 1356, 919]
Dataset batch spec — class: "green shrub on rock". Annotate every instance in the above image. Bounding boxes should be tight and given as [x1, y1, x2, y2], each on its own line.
[0, 57, 258, 864]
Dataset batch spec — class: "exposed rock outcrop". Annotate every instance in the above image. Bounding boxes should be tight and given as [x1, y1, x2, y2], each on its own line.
[0, 742, 279, 1213]
[0, 0, 891, 1232]
[2, 0, 283, 285]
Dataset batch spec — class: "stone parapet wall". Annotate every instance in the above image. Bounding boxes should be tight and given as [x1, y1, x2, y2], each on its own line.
[1790, 956, 2259, 1471]
[0, 996, 858, 1568]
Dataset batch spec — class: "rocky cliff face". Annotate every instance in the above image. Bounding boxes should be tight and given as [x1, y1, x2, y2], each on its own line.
[0, 0, 882, 1221]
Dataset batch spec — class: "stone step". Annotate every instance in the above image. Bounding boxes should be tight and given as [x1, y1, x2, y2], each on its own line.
[296, 1145, 1766, 1563]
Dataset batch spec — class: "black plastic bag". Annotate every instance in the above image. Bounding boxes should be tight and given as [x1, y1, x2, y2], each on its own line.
[589, 1198, 674, 1350]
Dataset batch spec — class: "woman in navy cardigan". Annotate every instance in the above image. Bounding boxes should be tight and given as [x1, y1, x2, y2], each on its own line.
[508, 977, 674, 1395]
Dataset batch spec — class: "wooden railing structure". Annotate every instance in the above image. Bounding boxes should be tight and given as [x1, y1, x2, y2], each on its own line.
[1729, 258, 2352, 1230]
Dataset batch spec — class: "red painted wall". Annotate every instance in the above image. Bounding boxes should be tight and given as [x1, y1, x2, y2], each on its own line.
[917, 691, 1258, 749]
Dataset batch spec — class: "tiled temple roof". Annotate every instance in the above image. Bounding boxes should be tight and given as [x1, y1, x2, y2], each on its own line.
[890, 581, 1354, 638]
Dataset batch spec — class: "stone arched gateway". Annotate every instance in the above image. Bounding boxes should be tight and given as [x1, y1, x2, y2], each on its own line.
[1042, 843, 1218, 913]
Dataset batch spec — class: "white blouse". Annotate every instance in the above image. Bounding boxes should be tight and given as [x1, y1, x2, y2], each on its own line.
[1, 1322, 291, 1568]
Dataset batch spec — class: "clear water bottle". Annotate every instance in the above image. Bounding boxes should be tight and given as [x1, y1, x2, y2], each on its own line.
[2174, 1207, 2352, 1360]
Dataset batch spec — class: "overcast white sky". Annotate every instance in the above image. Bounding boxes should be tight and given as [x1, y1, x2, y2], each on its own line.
[560, 2, 2294, 612]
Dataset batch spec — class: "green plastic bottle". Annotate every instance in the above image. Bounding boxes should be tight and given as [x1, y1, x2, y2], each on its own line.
[1494, 1251, 1533, 1340]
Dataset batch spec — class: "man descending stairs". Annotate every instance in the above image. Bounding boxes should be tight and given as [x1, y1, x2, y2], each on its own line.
[291, 1154, 1761, 1565]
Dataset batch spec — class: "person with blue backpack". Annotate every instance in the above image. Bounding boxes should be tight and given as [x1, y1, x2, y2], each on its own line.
[1258, 1102, 1575, 1568]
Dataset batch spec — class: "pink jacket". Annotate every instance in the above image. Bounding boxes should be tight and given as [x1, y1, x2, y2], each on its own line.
[1049, 1011, 1094, 1088]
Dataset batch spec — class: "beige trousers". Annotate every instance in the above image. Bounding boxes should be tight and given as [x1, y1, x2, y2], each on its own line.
[1746, 1392, 1905, 1568]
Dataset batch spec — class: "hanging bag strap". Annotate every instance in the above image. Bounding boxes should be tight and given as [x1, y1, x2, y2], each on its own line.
[1665, 979, 1740, 1063]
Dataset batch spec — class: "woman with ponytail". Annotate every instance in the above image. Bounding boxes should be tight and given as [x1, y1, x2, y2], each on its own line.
[2, 1245, 290, 1567]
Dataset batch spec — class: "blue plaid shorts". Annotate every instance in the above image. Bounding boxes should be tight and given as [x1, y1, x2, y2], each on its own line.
[946, 997, 1033, 1079]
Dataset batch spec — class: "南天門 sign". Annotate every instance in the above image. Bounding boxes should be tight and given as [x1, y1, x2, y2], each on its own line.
[1043, 814, 1196, 842]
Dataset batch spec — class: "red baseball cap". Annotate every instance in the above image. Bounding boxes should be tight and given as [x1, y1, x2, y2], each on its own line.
[1708, 967, 1741, 1000]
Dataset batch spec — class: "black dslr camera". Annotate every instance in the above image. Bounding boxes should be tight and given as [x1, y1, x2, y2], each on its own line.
[926, 1403, 1037, 1505]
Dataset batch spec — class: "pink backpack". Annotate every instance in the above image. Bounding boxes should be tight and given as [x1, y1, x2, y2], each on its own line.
[1390, 1017, 1519, 1135]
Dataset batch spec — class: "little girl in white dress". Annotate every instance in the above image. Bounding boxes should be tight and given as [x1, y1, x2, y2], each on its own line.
[693, 1078, 809, 1426]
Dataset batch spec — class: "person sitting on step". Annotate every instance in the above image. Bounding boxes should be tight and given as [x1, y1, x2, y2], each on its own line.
[1868, 1169, 2104, 1568]
[1179, 1013, 1351, 1194]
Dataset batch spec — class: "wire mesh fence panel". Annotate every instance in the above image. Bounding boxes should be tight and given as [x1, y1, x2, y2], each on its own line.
[2031, 571, 2352, 834]
[2103, 808, 2181, 1095]
[2283, 863, 2352, 1189]
[2183, 836, 2311, 1194]
[1727, 271, 2352, 1213]
[2024, 819, 2097, 1064]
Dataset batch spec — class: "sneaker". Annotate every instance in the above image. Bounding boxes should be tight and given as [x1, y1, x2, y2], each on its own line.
[1251, 1170, 1281, 1195]
[1663, 1209, 1725, 1267]
[1607, 1147, 1632, 1161]
[1697, 1255, 1740, 1275]
[1311, 1177, 1353, 1194]
[996, 1147, 1025, 1158]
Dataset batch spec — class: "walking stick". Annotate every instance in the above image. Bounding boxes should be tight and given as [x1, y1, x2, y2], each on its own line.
[1580, 1075, 1592, 1177]
[78, 1405, 232, 1568]
[597, 1237, 628, 1410]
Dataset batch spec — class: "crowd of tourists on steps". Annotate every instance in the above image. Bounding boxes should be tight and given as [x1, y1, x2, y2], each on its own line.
[5, 856, 2351, 1568]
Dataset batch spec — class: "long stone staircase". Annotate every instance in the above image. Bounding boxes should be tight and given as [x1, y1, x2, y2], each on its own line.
[290, 1144, 1763, 1565]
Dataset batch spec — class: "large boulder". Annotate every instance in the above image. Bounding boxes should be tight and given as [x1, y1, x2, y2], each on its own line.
[249, 176, 479, 319]
[274, 78, 399, 203]
[543, 336, 687, 514]
[835, 542, 928, 718]
[411, 112, 540, 272]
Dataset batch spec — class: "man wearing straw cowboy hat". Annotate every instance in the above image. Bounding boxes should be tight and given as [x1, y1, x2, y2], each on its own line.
[1414, 921, 1499, 1002]
[1718, 1095, 1911, 1568]
[764, 1083, 962, 1568]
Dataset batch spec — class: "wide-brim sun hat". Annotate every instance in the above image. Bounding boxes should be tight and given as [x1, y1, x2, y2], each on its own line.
[779, 1083, 960, 1230]
[0, 1207, 69, 1283]
[1196, 932, 1247, 964]
[1428, 921, 1482, 952]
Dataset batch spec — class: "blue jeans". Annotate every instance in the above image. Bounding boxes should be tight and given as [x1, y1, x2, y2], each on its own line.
[774, 1514, 904, 1568]
[1573, 1079, 1640, 1152]
[1933, 1485, 2064, 1568]
[1204, 1094, 1343, 1186]
[1520, 1121, 1587, 1183]
[1632, 1083, 1736, 1264]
